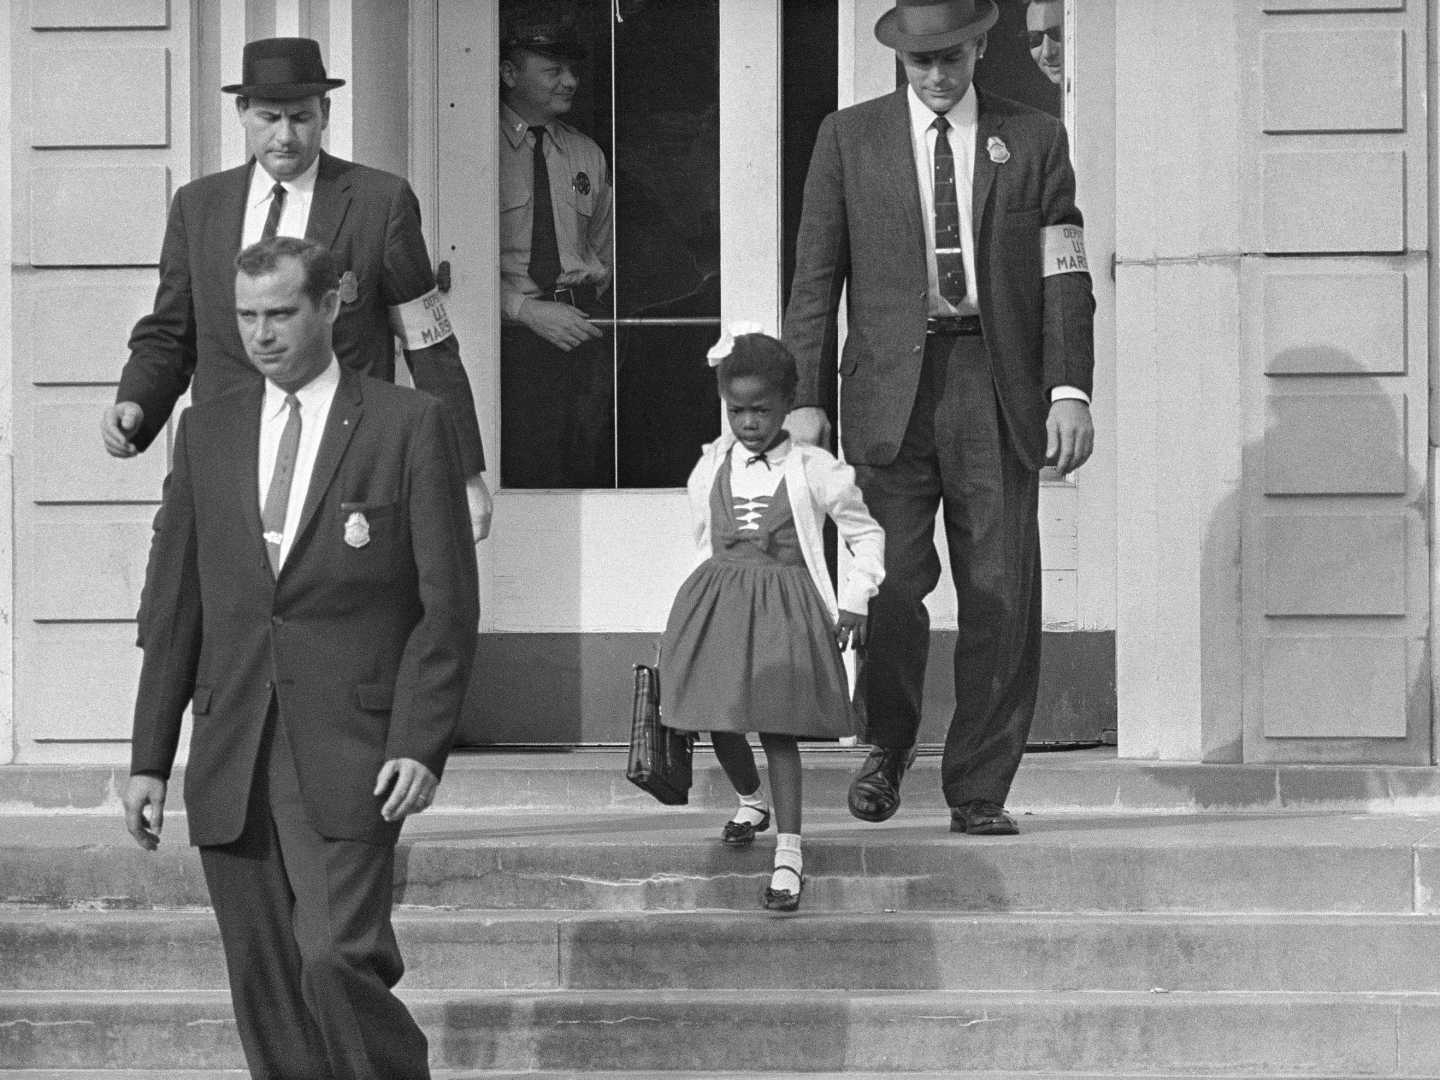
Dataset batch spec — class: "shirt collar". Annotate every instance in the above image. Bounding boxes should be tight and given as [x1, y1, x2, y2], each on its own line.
[739, 434, 791, 468]
[908, 82, 978, 142]
[501, 102, 569, 152]
[247, 153, 320, 210]
[263, 356, 340, 420]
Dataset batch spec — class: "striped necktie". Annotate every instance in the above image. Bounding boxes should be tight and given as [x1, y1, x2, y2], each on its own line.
[931, 116, 967, 306]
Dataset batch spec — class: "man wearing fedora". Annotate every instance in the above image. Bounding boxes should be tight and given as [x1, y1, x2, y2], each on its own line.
[103, 37, 493, 540]
[498, 6, 615, 487]
[783, 0, 1095, 835]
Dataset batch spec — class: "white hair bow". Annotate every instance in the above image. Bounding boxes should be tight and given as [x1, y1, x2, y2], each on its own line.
[706, 320, 768, 366]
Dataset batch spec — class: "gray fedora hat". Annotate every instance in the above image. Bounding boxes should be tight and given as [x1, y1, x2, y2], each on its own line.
[221, 37, 346, 99]
[875, 0, 999, 52]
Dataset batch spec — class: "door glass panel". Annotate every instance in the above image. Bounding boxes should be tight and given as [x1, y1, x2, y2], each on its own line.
[975, 0, 1065, 121]
[501, 0, 721, 490]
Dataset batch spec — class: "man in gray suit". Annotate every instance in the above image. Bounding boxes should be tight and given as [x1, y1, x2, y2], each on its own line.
[783, 0, 1095, 835]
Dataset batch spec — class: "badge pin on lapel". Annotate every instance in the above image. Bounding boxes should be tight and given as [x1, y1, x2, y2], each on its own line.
[338, 271, 359, 304]
[344, 511, 370, 549]
[987, 136, 1010, 164]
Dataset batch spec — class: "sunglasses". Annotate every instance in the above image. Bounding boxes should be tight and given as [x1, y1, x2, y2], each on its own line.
[1025, 27, 1062, 48]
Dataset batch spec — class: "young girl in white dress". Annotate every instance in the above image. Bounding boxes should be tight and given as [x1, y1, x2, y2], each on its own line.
[659, 326, 884, 911]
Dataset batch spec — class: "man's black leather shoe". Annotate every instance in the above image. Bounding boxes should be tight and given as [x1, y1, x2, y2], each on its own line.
[950, 800, 1019, 836]
[847, 745, 917, 822]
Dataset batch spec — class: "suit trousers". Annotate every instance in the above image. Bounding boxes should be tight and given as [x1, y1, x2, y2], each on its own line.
[199, 703, 428, 1080]
[852, 333, 1042, 807]
[500, 323, 615, 488]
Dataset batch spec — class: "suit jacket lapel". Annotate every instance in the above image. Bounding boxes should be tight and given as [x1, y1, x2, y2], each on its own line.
[218, 381, 268, 574]
[288, 366, 363, 564]
[305, 152, 354, 250]
[972, 91, 1005, 238]
[879, 90, 925, 252]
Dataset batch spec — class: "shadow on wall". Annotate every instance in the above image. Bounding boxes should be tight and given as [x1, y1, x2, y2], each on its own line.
[1199, 345, 1427, 765]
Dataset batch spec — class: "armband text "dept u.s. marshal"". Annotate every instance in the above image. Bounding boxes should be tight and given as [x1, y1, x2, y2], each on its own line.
[1041, 224, 1088, 276]
[388, 288, 454, 349]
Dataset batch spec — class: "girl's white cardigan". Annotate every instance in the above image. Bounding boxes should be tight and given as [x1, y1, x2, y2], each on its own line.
[685, 433, 885, 619]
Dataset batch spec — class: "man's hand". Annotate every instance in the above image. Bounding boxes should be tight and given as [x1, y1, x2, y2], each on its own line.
[1045, 399, 1094, 476]
[375, 758, 439, 823]
[785, 406, 831, 447]
[518, 299, 602, 352]
[123, 775, 167, 850]
[102, 402, 146, 458]
[835, 609, 868, 651]
[466, 473, 493, 543]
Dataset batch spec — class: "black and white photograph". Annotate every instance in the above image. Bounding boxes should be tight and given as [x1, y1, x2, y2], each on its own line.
[1, 0, 1438, 1076]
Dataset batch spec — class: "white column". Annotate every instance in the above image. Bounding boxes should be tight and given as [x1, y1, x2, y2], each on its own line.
[0, 7, 14, 764]
[321, 0, 353, 160]
[1112, 1, 1245, 761]
[219, 0, 248, 168]
[718, 1, 782, 330]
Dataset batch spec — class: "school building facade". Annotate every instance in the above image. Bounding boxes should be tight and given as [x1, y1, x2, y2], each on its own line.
[0, 0, 1432, 769]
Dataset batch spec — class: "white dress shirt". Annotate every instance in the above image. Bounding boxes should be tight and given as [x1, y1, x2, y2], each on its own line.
[258, 358, 340, 568]
[908, 84, 1088, 405]
[908, 84, 980, 318]
[241, 156, 320, 247]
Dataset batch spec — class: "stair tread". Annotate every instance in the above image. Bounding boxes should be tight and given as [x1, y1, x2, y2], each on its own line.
[2, 1078, 1433, 1080]
[8, 987, 1440, 1002]
[10, 807, 1440, 847]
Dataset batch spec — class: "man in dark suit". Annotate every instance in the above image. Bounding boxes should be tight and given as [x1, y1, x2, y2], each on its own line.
[783, 0, 1095, 835]
[122, 237, 478, 1080]
[101, 36, 491, 540]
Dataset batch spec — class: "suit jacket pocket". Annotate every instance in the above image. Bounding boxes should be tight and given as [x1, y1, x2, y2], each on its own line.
[354, 682, 393, 713]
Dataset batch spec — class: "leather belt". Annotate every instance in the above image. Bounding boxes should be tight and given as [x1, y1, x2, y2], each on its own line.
[547, 283, 598, 309]
[926, 314, 982, 336]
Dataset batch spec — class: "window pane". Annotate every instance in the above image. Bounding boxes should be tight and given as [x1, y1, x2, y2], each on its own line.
[498, 0, 720, 490]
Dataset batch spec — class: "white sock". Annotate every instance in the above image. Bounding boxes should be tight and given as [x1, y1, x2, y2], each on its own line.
[731, 788, 769, 827]
[770, 833, 802, 892]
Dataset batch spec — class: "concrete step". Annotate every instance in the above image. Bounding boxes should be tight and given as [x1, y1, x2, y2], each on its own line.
[4, 1076, 1396, 1080]
[7, 908, 1440, 995]
[9, 748, 1440, 816]
[5, 811, 1440, 913]
[2, 989, 1437, 1073]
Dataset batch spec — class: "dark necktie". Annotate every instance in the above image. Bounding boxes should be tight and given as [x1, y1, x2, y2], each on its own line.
[261, 394, 301, 575]
[745, 452, 771, 469]
[930, 116, 967, 306]
[261, 182, 287, 241]
[528, 126, 562, 293]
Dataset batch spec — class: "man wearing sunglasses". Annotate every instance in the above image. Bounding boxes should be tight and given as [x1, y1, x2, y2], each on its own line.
[1027, 0, 1065, 86]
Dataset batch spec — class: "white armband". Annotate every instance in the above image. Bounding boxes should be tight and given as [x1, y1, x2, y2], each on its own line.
[388, 288, 454, 349]
[1042, 224, 1088, 276]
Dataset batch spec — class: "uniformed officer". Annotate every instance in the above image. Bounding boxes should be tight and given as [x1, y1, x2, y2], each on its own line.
[499, 8, 616, 488]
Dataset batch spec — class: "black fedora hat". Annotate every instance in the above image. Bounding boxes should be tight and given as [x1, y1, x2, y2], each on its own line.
[221, 37, 346, 99]
[875, 0, 999, 52]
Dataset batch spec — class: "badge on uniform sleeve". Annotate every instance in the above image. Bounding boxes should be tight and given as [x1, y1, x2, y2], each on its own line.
[344, 511, 371, 549]
[987, 136, 1010, 164]
[338, 271, 359, 304]
[1041, 224, 1089, 276]
[572, 171, 591, 196]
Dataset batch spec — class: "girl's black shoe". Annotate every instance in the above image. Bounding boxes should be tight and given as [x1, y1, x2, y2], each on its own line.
[763, 865, 803, 912]
[721, 808, 770, 846]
